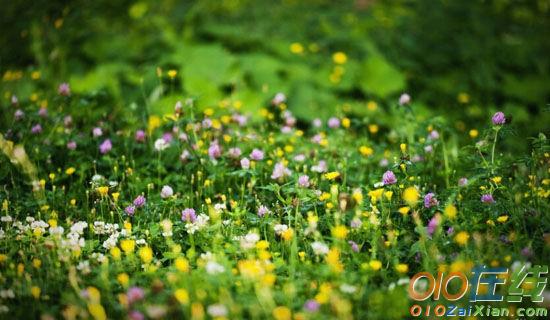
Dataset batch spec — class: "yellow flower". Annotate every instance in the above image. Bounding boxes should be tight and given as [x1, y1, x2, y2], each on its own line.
[96, 186, 109, 196]
[326, 248, 343, 273]
[469, 129, 479, 138]
[398, 207, 410, 216]
[32, 258, 41, 269]
[31, 286, 41, 299]
[444, 204, 457, 220]
[111, 192, 120, 202]
[332, 52, 348, 64]
[359, 146, 374, 157]
[368, 188, 384, 203]
[174, 288, 189, 304]
[70, 199, 76, 206]
[65, 167, 76, 175]
[289, 42, 304, 54]
[120, 239, 135, 254]
[324, 172, 340, 180]
[454, 231, 470, 246]
[402, 186, 420, 206]
[367, 101, 378, 111]
[369, 260, 382, 271]
[87, 303, 106, 320]
[167, 69, 177, 79]
[273, 306, 292, 320]
[0, 254, 7, 263]
[395, 263, 409, 273]
[139, 246, 153, 264]
[342, 117, 350, 128]
[400, 143, 407, 153]
[281, 228, 294, 242]
[497, 215, 509, 223]
[331, 225, 348, 239]
[491, 176, 502, 184]
[117, 273, 129, 287]
[256, 240, 269, 250]
[368, 124, 379, 134]
[174, 257, 190, 272]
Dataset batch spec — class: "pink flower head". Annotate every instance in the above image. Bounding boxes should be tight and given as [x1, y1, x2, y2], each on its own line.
[304, 300, 320, 312]
[228, 147, 241, 158]
[427, 216, 440, 237]
[424, 192, 439, 208]
[92, 127, 103, 138]
[58, 83, 71, 96]
[181, 208, 196, 222]
[250, 148, 264, 161]
[272, 92, 286, 105]
[458, 177, 468, 187]
[348, 240, 359, 252]
[38, 107, 48, 118]
[257, 205, 269, 217]
[481, 194, 495, 204]
[14, 109, 24, 120]
[208, 142, 221, 159]
[67, 141, 77, 150]
[135, 130, 146, 142]
[240, 157, 250, 169]
[492, 112, 506, 125]
[160, 185, 173, 199]
[271, 162, 291, 180]
[399, 93, 411, 106]
[133, 195, 146, 207]
[99, 139, 112, 154]
[31, 124, 42, 134]
[298, 175, 310, 188]
[327, 117, 340, 129]
[125, 205, 136, 216]
[127, 286, 145, 304]
[382, 170, 397, 185]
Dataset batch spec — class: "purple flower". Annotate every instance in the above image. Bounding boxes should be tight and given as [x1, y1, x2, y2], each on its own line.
[382, 170, 397, 185]
[160, 185, 173, 199]
[133, 195, 146, 207]
[424, 193, 439, 208]
[304, 299, 320, 312]
[99, 139, 112, 154]
[458, 177, 468, 187]
[228, 147, 241, 158]
[447, 227, 454, 235]
[481, 194, 495, 204]
[427, 216, 440, 237]
[327, 117, 340, 129]
[202, 118, 212, 128]
[298, 175, 310, 188]
[424, 145, 433, 153]
[250, 148, 264, 161]
[257, 205, 269, 217]
[181, 208, 196, 222]
[125, 205, 136, 216]
[348, 240, 359, 252]
[14, 109, 24, 120]
[38, 107, 48, 118]
[127, 286, 145, 304]
[92, 127, 103, 138]
[350, 218, 362, 229]
[311, 160, 327, 173]
[67, 141, 77, 150]
[162, 132, 173, 143]
[180, 150, 190, 161]
[492, 112, 506, 125]
[428, 130, 439, 140]
[271, 162, 291, 180]
[272, 93, 286, 105]
[240, 157, 250, 169]
[135, 130, 146, 142]
[208, 142, 221, 159]
[31, 124, 42, 134]
[58, 83, 71, 96]
[521, 247, 532, 257]
[128, 311, 145, 320]
[399, 93, 411, 106]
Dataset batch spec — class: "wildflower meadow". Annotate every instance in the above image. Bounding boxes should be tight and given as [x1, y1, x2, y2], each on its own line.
[1, 1, 550, 319]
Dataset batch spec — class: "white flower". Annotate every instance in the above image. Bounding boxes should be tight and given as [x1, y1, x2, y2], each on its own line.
[240, 232, 260, 250]
[160, 185, 174, 199]
[154, 138, 168, 151]
[1, 215, 12, 223]
[205, 261, 225, 274]
[340, 284, 357, 294]
[311, 241, 329, 255]
[207, 304, 228, 317]
[274, 224, 288, 235]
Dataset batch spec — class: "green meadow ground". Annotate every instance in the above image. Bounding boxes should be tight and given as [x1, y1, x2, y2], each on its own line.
[1, 1, 550, 319]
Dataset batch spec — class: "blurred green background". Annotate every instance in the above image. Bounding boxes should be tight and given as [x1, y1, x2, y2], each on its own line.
[1, 0, 549, 137]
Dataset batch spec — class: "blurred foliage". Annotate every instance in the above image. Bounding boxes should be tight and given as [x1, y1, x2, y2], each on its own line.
[1, 0, 549, 135]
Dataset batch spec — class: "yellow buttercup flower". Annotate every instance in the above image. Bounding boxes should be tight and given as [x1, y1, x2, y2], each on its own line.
[273, 306, 292, 320]
[120, 239, 135, 254]
[369, 260, 382, 271]
[65, 167, 76, 175]
[331, 225, 348, 239]
[324, 172, 340, 180]
[444, 204, 457, 219]
[139, 246, 153, 264]
[174, 288, 189, 304]
[31, 286, 41, 299]
[454, 231, 470, 246]
[174, 257, 190, 272]
[96, 186, 109, 196]
[117, 273, 129, 287]
[359, 146, 374, 157]
[402, 186, 420, 206]
[332, 52, 348, 64]
[395, 263, 409, 273]
[497, 215, 509, 223]
[290, 42, 304, 54]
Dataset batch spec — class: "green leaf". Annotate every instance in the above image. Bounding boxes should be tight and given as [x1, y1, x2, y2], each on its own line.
[359, 54, 405, 98]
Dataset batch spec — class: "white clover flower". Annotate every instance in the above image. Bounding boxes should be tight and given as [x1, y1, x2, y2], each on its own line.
[207, 304, 228, 317]
[274, 224, 288, 235]
[311, 241, 329, 255]
[205, 261, 225, 274]
[154, 138, 168, 151]
[1, 215, 12, 223]
[339, 284, 357, 294]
